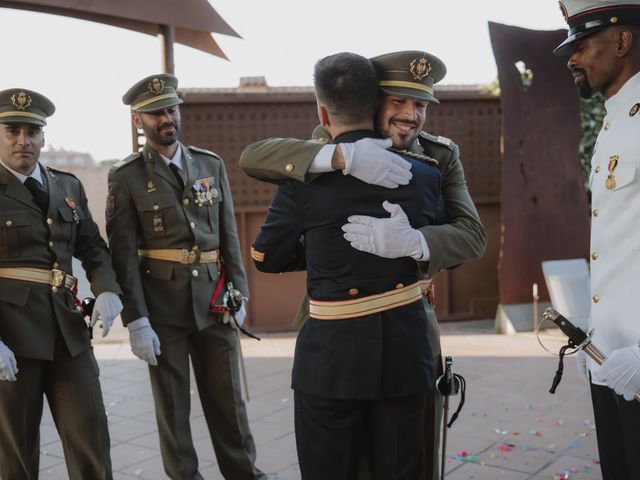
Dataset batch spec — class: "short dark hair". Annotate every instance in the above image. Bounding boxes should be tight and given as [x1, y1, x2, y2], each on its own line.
[313, 52, 378, 125]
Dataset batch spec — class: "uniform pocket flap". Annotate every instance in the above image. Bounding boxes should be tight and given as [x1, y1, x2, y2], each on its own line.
[134, 193, 175, 212]
[0, 278, 31, 306]
[612, 165, 636, 191]
[140, 257, 174, 280]
[0, 212, 31, 228]
[58, 206, 75, 222]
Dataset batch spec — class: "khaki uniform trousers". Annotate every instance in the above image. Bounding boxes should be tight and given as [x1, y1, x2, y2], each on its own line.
[0, 331, 111, 480]
[149, 323, 263, 480]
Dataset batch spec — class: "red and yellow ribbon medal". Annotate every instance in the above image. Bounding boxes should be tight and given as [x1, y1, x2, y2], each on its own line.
[606, 155, 619, 190]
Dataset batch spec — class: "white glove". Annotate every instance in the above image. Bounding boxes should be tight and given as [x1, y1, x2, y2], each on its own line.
[90, 292, 123, 338]
[0, 341, 18, 382]
[576, 350, 589, 385]
[342, 201, 425, 259]
[340, 138, 412, 188]
[595, 343, 640, 401]
[223, 299, 247, 328]
[127, 317, 161, 366]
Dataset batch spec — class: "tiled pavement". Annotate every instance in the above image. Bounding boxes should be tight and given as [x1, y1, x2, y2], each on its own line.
[37, 321, 601, 479]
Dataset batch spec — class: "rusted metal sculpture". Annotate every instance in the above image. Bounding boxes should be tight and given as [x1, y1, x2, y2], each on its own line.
[489, 22, 590, 307]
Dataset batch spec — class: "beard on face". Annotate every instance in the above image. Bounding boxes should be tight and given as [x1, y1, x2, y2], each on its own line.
[375, 117, 420, 149]
[141, 118, 180, 146]
[572, 68, 594, 99]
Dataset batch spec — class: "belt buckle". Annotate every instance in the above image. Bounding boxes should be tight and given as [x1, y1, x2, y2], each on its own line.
[50, 269, 66, 288]
[181, 249, 201, 264]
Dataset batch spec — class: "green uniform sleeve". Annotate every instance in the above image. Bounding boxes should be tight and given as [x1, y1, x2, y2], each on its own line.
[418, 141, 487, 276]
[106, 168, 148, 325]
[239, 137, 326, 184]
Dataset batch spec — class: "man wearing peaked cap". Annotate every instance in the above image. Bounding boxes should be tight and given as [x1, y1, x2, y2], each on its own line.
[241, 50, 486, 480]
[108, 74, 266, 479]
[252, 51, 447, 479]
[555, 2, 640, 478]
[0, 88, 123, 479]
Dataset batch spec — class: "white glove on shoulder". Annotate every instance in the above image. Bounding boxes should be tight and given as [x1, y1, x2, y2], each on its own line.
[342, 201, 425, 259]
[576, 350, 589, 385]
[595, 343, 640, 401]
[340, 138, 412, 188]
[0, 340, 18, 382]
[127, 317, 161, 366]
[90, 292, 123, 338]
[223, 299, 248, 328]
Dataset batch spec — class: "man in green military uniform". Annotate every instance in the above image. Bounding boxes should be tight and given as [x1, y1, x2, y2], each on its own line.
[0, 88, 123, 479]
[241, 51, 486, 479]
[107, 74, 265, 480]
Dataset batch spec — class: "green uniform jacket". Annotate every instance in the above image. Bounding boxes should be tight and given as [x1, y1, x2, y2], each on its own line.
[240, 129, 487, 276]
[107, 143, 248, 330]
[0, 163, 121, 360]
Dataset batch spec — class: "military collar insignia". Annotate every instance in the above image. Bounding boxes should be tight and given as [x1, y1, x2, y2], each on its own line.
[148, 78, 166, 95]
[630, 103, 640, 117]
[409, 56, 431, 81]
[11, 91, 32, 111]
[559, 1, 568, 23]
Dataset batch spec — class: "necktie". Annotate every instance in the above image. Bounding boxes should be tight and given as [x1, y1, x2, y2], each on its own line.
[24, 177, 49, 213]
[168, 162, 185, 190]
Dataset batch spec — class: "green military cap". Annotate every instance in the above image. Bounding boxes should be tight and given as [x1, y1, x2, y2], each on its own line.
[0, 88, 55, 126]
[554, 0, 640, 55]
[122, 74, 184, 112]
[370, 50, 447, 104]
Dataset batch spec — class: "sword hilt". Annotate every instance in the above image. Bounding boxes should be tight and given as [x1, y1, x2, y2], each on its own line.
[543, 307, 640, 403]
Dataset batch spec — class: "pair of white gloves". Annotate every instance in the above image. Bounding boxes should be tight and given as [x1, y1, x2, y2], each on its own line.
[577, 343, 640, 401]
[0, 291, 122, 381]
[127, 302, 247, 366]
[339, 137, 427, 261]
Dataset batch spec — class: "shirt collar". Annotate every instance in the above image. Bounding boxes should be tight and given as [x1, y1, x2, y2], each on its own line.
[0, 159, 45, 186]
[604, 70, 640, 115]
[160, 144, 183, 170]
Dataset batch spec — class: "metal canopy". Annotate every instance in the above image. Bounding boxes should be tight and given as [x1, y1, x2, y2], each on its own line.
[0, 0, 241, 59]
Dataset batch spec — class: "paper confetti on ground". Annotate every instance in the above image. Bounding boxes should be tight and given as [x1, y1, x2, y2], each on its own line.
[455, 450, 478, 463]
[497, 443, 514, 452]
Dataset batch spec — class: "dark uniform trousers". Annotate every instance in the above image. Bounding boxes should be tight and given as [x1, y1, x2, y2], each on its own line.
[0, 163, 119, 479]
[253, 130, 446, 480]
[107, 144, 263, 480]
[591, 382, 640, 479]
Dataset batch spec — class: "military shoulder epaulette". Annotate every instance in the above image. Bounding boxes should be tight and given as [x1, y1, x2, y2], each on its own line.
[112, 151, 142, 170]
[187, 145, 222, 160]
[309, 137, 329, 145]
[46, 166, 78, 179]
[419, 131, 455, 151]
[389, 147, 438, 166]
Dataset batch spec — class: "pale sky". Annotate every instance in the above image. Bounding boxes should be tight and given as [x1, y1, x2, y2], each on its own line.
[0, 1, 566, 161]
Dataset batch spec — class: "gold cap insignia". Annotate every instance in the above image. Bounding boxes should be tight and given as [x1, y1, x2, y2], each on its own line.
[148, 78, 165, 95]
[11, 91, 32, 111]
[409, 57, 431, 81]
[559, 1, 568, 22]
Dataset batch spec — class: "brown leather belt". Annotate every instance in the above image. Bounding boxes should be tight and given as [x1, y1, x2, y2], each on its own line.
[138, 248, 219, 265]
[309, 281, 423, 320]
[0, 267, 77, 290]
